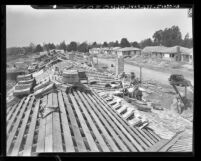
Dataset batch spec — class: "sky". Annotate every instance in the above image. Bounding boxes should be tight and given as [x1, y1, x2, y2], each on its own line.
[6, 5, 193, 48]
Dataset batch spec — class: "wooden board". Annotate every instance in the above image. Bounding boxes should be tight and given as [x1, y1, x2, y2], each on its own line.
[68, 93, 99, 152]
[77, 91, 120, 152]
[44, 93, 53, 152]
[92, 91, 151, 150]
[7, 97, 26, 136]
[83, 92, 129, 152]
[73, 91, 110, 152]
[57, 91, 75, 152]
[62, 92, 87, 152]
[7, 103, 19, 123]
[23, 99, 40, 156]
[36, 96, 47, 153]
[141, 128, 158, 143]
[52, 109, 63, 152]
[10, 96, 35, 156]
[146, 128, 161, 141]
[89, 94, 142, 152]
[7, 96, 31, 154]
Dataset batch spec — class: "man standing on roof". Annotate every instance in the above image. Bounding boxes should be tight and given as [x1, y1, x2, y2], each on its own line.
[130, 72, 139, 86]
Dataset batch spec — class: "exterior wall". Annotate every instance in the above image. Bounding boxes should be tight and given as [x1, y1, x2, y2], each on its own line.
[164, 53, 170, 58]
[181, 55, 190, 63]
[189, 55, 193, 64]
[130, 51, 135, 56]
[117, 51, 123, 57]
[136, 50, 141, 55]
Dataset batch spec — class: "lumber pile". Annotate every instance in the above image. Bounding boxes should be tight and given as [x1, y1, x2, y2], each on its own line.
[62, 69, 80, 84]
[13, 74, 35, 97]
[34, 83, 56, 99]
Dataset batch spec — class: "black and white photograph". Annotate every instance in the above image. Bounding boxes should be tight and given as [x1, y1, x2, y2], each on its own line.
[6, 5, 193, 156]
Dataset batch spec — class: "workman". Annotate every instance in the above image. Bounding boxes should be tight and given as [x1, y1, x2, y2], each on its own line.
[130, 72, 138, 86]
[176, 95, 185, 114]
[133, 85, 142, 100]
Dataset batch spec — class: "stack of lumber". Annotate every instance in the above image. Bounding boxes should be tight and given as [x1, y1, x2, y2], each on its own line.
[13, 74, 35, 97]
[78, 70, 88, 84]
[34, 83, 56, 99]
[62, 70, 80, 84]
[17, 74, 33, 82]
[34, 78, 51, 92]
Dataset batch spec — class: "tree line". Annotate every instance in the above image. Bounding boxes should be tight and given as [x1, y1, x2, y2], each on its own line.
[7, 25, 193, 56]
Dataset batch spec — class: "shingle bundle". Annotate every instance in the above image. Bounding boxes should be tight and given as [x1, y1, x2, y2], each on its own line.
[62, 69, 80, 84]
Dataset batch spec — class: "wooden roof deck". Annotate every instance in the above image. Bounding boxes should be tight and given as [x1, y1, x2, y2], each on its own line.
[7, 88, 171, 156]
[7, 59, 193, 155]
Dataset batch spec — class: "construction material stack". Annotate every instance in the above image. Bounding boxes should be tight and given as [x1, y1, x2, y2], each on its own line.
[62, 69, 80, 84]
[13, 74, 36, 97]
[78, 69, 88, 84]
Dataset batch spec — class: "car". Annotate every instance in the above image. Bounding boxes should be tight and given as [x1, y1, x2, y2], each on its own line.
[124, 55, 131, 59]
[169, 74, 189, 86]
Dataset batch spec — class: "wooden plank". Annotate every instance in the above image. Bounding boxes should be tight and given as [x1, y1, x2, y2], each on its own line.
[62, 92, 87, 152]
[44, 93, 53, 152]
[142, 129, 158, 143]
[89, 94, 142, 152]
[7, 103, 18, 123]
[69, 93, 99, 152]
[52, 92, 58, 108]
[47, 93, 53, 108]
[57, 91, 75, 152]
[52, 99, 63, 152]
[10, 96, 35, 156]
[92, 91, 151, 150]
[94, 91, 153, 147]
[116, 106, 127, 114]
[76, 91, 120, 152]
[134, 127, 156, 146]
[122, 110, 134, 120]
[108, 101, 117, 106]
[36, 96, 47, 153]
[146, 128, 161, 141]
[7, 96, 31, 154]
[73, 91, 110, 152]
[7, 97, 26, 136]
[83, 92, 129, 152]
[23, 99, 40, 156]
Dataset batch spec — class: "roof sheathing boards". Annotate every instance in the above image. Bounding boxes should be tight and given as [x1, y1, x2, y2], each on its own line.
[7, 87, 173, 155]
[7, 58, 193, 154]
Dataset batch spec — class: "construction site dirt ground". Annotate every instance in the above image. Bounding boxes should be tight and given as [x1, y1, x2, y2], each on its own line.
[98, 57, 194, 85]
[95, 58, 194, 122]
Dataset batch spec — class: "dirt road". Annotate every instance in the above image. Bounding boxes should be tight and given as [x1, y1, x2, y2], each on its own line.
[98, 58, 194, 86]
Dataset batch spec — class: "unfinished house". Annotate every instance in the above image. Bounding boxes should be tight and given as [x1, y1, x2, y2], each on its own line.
[142, 46, 168, 58]
[160, 46, 183, 61]
[181, 48, 193, 64]
[111, 47, 121, 55]
[116, 47, 141, 58]
[89, 48, 101, 55]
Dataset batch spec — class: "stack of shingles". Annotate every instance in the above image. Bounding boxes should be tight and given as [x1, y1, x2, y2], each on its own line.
[34, 77, 56, 99]
[13, 74, 35, 97]
[87, 71, 120, 92]
[99, 93, 149, 129]
[62, 69, 80, 84]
